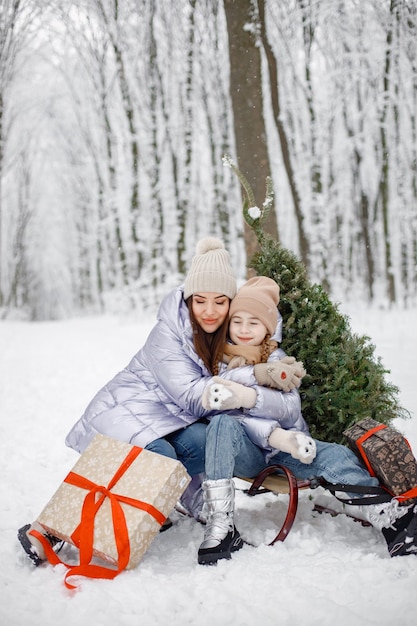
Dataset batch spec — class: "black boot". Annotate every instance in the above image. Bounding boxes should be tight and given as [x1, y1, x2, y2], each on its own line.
[197, 479, 243, 565]
[160, 517, 173, 532]
[382, 506, 417, 557]
[198, 526, 243, 565]
[17, 523, 62, 566]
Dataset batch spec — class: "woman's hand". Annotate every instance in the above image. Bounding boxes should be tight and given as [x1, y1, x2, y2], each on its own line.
[202, 377, 257, 410]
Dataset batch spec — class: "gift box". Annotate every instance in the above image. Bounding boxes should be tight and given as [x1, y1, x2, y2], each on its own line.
[344, 417, 417, 503]
[35, 434, 191, 581]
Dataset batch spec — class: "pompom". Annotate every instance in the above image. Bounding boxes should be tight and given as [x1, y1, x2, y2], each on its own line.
[195, 237, 225, 255]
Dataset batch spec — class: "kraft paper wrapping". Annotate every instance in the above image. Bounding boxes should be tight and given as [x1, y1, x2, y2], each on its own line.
[36, 434, 191, 569]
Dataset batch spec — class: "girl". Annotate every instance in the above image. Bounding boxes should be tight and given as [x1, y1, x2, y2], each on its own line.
[198, 277, 417, 564]
[214, 276, 316, 464]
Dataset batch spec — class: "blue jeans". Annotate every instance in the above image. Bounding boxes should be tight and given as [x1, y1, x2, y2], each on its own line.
[205, 414, 380, 488]
[145, 421, 206, 476]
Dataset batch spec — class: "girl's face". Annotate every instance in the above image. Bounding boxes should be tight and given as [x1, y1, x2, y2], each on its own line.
[191, 293, 230, 333]
[229, 311, 268, 346]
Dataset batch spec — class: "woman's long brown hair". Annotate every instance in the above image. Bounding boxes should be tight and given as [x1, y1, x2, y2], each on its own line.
[187, 297, 230, 375]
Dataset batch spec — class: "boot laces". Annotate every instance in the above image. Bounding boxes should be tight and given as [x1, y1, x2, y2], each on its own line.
[203, 512, 233, 544]
[367, 499, 410, 530]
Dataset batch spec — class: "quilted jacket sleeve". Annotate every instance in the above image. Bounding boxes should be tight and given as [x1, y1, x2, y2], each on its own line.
[131, 319, 214, 421]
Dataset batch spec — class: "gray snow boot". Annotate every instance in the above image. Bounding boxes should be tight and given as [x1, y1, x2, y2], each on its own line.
[314, 490, 412, 530]
[176, 474, 207, 523]
[197, 479, 243, 565]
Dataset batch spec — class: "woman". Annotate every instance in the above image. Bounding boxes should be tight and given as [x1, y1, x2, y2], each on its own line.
[19, 237, 305, 565]
[65, 237, 239, 470]
[197, 276, 417, 565]
[66, 240, 306, 479]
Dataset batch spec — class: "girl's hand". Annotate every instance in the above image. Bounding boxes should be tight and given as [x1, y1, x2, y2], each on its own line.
[254, 357, 306, 392]
[268, 427, 316, 464]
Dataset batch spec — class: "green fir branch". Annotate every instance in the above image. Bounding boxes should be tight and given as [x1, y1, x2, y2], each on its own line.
[226, 154, 409, 443]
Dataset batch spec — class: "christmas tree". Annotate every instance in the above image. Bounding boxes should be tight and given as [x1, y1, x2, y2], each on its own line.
[224, 155, 409, 444]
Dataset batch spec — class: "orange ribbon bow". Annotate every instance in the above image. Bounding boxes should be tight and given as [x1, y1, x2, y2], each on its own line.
[30, 446, 166, 589]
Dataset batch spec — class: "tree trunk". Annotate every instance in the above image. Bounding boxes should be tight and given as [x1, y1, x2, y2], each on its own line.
[378, 0, 397, 304]
[257, 0, 309, 268]
[223, 0, 278, 267]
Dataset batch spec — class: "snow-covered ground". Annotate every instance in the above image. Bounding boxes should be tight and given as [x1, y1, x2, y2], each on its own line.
[1, 303, 416, 626]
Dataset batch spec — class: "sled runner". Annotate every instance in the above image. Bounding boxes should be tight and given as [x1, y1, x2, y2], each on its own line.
[238, 467, 377, 545]
[238, 465, 312, 544]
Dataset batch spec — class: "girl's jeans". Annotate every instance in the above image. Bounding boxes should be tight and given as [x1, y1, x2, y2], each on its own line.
[145, 420, 206, 476]
[205, 414, 380, 488]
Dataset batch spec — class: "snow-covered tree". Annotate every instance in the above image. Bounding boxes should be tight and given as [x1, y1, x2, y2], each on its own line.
[0, 0, 415, 319]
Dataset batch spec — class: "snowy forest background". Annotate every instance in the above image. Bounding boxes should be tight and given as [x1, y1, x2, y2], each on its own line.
[0, 0, 416, 321]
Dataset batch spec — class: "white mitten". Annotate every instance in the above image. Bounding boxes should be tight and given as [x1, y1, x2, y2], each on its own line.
[202, 376, 257, 410]
[268, 428, 317, 464]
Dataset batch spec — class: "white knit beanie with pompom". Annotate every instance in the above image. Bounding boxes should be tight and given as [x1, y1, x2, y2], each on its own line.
[184, 237, 237, 300]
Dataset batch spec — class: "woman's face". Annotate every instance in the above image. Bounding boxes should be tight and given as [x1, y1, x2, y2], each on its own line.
[191, 292, 230, 333]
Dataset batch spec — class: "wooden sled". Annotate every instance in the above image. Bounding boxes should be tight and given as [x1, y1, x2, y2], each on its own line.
[237, 465, 373, 545]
